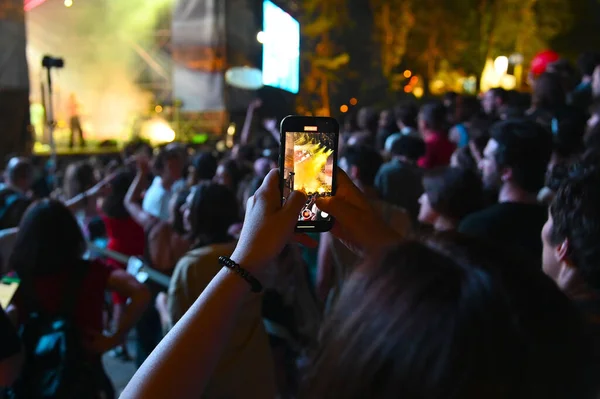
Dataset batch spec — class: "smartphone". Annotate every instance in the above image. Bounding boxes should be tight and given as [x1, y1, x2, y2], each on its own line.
[0, 275, 20, 310]
[279, 115, 339, 232]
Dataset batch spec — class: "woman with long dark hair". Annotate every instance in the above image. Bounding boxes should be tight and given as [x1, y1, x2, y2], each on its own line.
[11, 200, 149, 398]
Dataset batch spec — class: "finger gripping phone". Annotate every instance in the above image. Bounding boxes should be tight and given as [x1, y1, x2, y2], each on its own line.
[279, 116, 339, 232]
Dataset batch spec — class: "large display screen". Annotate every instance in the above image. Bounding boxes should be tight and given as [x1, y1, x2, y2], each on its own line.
[262, 0, 300, 94]
[283, 131, 335, 221]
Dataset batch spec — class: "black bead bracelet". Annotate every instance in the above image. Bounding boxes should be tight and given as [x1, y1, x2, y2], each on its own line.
[218, 256, 263, 293]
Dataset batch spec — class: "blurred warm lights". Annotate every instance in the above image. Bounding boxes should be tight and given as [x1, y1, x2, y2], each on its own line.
[403, 85, 412, 93]
[64, 0, 73, 7]
[410, 76, 419, 84]
[349, 98, 358, 106]
[340, 104, 349, 113]
[413, 87, 424, 98]
[403, 70, 412, 78]
[494, 56, 509, 75]
[227, 123, 236, 136]
[155, 105, 163, 113]
[141, 118, 175, 144]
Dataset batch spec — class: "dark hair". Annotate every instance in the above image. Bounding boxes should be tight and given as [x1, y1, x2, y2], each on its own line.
[0, 188, 32, 229]
[532, 72, 566, 111]
[10, 200, 87, 277]
[488, 87, 509, 104]
[340, 145, 383, 187]
[549, 166, 600, 290]
[189, 182, 239, 248]
[63, 161, 95, 199]
[490, 119, 553, 193]
[6, 157, 33, 185]
[577, 52, 600, 77]
[171, 189, 190, 235]
[303, 234, 595, 399]
[419, 102, 447, 132]
[219, 159, 243, 192]
[552, 113, 586, 159]
[192, 152, 218, 181]
[390, 135, 426, 161]
[102, 168, 134, 219]
[455, 96, 483, 123]
[423, 167, 482, 221]
[154, 147, 182, 175]
[394, 103, 418, 129]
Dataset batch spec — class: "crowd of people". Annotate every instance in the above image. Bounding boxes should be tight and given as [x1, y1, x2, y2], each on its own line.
[0, 51, 600, 398]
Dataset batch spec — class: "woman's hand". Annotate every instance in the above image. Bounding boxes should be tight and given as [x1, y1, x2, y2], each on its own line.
[316, 168, 402, 256]
[230, 169, 306, 274]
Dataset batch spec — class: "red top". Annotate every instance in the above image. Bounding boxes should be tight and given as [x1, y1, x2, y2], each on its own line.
[16, 260, 114, 333]
[102, 215, 145, 269]
[418, 132, 456, 169]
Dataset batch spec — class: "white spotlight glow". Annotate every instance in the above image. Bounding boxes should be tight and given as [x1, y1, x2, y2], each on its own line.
[256, 31, 265, 44]
[141, 118, 176, 144]
[64, 0, 73, 7]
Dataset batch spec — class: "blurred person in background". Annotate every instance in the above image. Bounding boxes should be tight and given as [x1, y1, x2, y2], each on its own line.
[214, 158, 244, 199]
[142, 147, 185, 221]
[376, 134, 426, 222]
[100, 168, 145, 361]
[418, 167, 483, 232]
[10, 200, 149, 398]
[384, 103, 420, 153]
[417, 102, 455, 169]
[186, 151, 217, 188]
[62, 161, 104, 239]
[375, 108, 399, 151]
[125, 156, 190, 366]
[1, 157, 33, 195]
[482, 87, 508, 122]
[449, 96, 484, 148]
[570, 52, 600, 110]
[459, 119, 553, 260]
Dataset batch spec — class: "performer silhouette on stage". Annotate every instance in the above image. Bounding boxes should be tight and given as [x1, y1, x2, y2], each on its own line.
[67, 93, 86, 148]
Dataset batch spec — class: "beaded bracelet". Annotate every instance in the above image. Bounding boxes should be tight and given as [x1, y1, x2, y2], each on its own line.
[218, 256, 263, 293]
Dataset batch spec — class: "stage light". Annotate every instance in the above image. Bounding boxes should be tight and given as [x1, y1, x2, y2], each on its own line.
[403, 70, 412, 78]
[349, 98, 358, 106]
[340, 105, 348, 113]
[64, 0, 73, 7]
[256, 31, 265, 44]
[141, 118, 175, 144]
[155, 105, 163, 113]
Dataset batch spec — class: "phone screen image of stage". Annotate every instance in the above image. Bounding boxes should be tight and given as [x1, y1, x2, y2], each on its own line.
[283, 131, 335, 222]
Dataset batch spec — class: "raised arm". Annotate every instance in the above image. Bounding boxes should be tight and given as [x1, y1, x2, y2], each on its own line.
[124, 158, 155, 231]
[239, 99, 262, 146]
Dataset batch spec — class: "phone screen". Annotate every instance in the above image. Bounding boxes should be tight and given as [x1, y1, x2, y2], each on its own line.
[0, 276, 20, 310]
[282, 130, 335, 222]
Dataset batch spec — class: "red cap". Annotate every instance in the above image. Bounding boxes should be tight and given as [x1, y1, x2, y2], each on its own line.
[530, 50, 560, 75]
